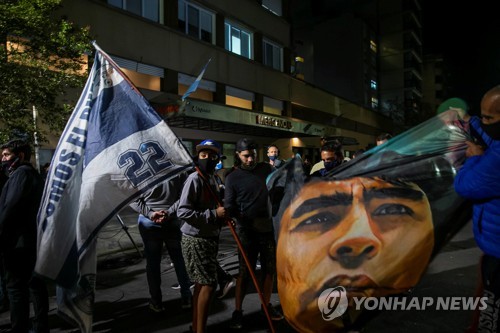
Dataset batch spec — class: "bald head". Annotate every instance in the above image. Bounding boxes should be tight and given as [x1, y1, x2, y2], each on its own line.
[481, 85, 500, 114]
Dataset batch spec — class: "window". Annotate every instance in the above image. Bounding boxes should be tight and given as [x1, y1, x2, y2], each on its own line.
[225, 22, 252, 59]
[263, 96, 283, 115]
[263, 39, 282, 71]
[370, 79, 377, 90]
[178, 0, 214, 44]
[226, 86, 254, 110]
[371, 97, 379, 109]
[370, 40, 377, 52]
[111, 55, 163, 90]
[108, 0, 162, 23]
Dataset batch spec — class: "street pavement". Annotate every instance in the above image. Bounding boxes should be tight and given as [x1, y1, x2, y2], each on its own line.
[0, 207, 481, 333]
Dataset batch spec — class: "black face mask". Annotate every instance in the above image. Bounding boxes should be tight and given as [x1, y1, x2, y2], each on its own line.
[1, 157, 19, 175]
[198, 158, 218, 174]
[481, 121, 500, 141]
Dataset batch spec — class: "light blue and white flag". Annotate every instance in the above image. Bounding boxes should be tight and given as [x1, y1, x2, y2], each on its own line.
[35, 42, 194, 332]
[181, 58, 211, 101]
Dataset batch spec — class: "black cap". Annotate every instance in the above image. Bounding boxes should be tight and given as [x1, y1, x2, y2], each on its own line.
[236, 138, 256, 152]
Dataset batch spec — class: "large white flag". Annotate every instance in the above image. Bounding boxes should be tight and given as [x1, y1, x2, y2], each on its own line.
[35, 42, 194, 332]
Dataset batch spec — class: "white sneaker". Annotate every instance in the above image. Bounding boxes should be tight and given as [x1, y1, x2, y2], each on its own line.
[217, 277, 236, 299]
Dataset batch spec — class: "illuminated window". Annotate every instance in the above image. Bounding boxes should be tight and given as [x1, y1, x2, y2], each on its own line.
[263, 96, 283, 115]
[226, 86, 254, 110]
[370, 79, 377, 90]
[108, 0, 162, 23]
[225, 22, 252, 59]
[263, 39, 282, 71]
[178, 0, 214, 44]
[371, 97, 379, 109]
[178, 73, 215, 102]
[112, 55, 163, 91]
[370, 40, 377, 52]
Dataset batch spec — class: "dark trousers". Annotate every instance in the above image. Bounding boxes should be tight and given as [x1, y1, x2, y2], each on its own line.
[138, 215, 192, 302]
[478, 254, 500, 333]
[0, 255, 8, 309]
[2, 248, 49, 333]
[29, 275, 49, 333]
[4, 247, 35, 333]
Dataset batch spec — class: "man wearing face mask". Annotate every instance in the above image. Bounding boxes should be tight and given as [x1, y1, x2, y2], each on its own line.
[454, 85, 500, 333]
[178, 139, 227, 333]
[0, 139, 49, 333]
[266, 145, 285, 169]
[310, 144, 344, 178]
[224, 138, 283, 329]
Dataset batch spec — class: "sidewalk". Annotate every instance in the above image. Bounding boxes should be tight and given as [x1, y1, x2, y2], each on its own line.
[0, 210, 481, 332]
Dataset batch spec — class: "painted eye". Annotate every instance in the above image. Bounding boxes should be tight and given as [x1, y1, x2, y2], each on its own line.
[293, 212, 341, 232]
[373, 204, 414, 216]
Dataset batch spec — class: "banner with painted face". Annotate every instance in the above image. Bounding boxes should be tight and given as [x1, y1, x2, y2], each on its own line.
[267, 110, 472, 333]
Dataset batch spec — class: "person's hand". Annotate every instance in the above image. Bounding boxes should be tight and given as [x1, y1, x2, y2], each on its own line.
[449, 107, 470, 122]
[151, 210, 168, 224]
[465, 141, 484, 158]
[215, 206, 226, 219]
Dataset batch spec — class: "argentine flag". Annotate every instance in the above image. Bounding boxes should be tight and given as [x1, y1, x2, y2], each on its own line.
[35, 42, 194, 332]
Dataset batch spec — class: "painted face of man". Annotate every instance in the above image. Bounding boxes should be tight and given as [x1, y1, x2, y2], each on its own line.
[277, 177, 434, 333]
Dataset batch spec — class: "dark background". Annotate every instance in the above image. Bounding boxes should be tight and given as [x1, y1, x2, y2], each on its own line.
[421, 0, 500, 114]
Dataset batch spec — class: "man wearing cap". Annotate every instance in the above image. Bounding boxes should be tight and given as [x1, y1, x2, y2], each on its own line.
[178, 139, 226, 333]
[224, 138, 283, 329]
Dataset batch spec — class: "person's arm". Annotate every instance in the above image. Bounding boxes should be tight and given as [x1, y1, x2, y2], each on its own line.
[454, 151, 500, 200]
[469, 116, 494, 147]
[177, 175, 218, 228]
[223, 173, 239, 219]
[0, 169, 29, 234]
[129, 196, 152, 217]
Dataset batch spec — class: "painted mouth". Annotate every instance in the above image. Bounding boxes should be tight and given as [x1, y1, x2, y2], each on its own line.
[317, 274, 378, 298]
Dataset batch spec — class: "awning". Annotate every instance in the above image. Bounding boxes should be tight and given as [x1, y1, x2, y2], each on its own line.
[149, 96, 339, 138]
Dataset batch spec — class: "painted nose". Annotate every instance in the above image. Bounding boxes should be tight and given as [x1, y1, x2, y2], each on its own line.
[329, 208, 381, 269]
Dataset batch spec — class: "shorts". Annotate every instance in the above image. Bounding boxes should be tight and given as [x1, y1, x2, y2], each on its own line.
[181, 234, 219, 286]
[236, 227, 276, 278]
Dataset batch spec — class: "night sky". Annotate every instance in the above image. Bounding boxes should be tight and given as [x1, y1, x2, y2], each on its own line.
[421, 0, 500, 113]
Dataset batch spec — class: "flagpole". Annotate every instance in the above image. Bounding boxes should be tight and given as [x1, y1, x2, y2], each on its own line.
[194, 166, 276, 333]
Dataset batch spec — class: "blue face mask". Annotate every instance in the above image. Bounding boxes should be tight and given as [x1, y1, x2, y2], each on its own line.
[323, 161, 336, 171]
[269, 155, 277, 161]
[216, 161, 223, 170]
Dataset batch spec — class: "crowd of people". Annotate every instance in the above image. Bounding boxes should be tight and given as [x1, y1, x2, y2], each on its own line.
[0, 84, 499, 333]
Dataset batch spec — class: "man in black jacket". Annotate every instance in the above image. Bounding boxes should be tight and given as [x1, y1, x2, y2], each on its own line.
[225, 138, 283, 329]
[0, 139, 48, 333]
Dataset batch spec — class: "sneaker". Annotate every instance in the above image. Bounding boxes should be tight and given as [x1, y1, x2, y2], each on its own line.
[217, 277, 236, 299]
[229, 309, 243, 329]
[262, 303, 284, 321]
[149, 300, 165, 313]
[181, 296, 192, 309]
[171, 282, 195, 290]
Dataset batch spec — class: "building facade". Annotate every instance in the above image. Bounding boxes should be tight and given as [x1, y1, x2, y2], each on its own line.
[55, 0, 393, 166]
